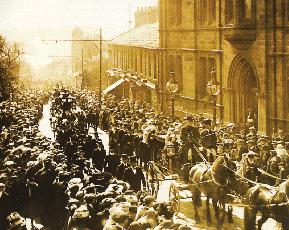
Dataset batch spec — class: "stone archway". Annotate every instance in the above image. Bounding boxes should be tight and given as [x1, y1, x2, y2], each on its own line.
[228, 54, 259, 128]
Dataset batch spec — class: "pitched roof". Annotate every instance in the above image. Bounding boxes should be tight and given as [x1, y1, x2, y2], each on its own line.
[109, 23, 159, 49]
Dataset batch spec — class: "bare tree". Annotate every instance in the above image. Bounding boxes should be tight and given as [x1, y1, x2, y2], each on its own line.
[0, 35, 23, 100]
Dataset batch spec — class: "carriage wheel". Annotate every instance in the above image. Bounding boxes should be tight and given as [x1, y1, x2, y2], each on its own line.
[169, 183, 180, 215]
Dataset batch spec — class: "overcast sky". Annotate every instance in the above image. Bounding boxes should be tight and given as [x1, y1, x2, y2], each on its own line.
[0, 0, 158, 68]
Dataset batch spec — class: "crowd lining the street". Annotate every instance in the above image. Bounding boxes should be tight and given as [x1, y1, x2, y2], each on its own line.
[0, 84, 288, 229]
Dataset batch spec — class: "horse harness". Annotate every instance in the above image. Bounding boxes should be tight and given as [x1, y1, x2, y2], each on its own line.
[190, 165, 229, 187]
[221, 164, 289, 209]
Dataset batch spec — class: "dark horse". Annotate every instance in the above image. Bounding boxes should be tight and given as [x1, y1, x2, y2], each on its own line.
[188, 154, 236, 229]
[243, 179, 289, 230]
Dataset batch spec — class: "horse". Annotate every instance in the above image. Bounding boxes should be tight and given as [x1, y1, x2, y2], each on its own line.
[188, 154, 237, 229]
[243, 179, 289, 230]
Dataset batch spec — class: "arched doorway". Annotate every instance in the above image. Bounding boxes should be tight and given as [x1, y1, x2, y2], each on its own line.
[228, 54, 259, 128]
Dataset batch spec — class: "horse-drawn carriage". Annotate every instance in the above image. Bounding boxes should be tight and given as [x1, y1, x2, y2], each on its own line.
[146, 145, 238, 228]
[146, 145, 289, 230]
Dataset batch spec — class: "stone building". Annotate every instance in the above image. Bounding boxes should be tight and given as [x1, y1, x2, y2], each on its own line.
[159, 0, 289, 135]
[106, 23, 161, 110]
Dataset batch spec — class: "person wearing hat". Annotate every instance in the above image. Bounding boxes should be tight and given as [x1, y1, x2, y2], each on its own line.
[92, 140, 106, 172]
[236, 139, 248, 161]
[123, 155, 146, 192]
[123, 125, 134, 157]
[273, 127, 285, 145]
[116, 154, 129, 180]
[246, 126, 257, 142]
[259, 145, 270, 171]
[105, 150, 121, 177]
[116, 123, 126, 157]
[180, 116, 200, 165]
[133, 130, 143, 165]
[267, 150, 281, 185]
[101, 109, 109, 131]
[242, 150, 260, 181]
[246, 139, 258, 154]
[200, 118, 217, 162]
[109, 123, 118, 152]
[139, 132, 150, 170]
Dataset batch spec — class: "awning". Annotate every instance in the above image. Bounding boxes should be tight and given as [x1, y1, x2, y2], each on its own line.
[103, 79, 125, 94]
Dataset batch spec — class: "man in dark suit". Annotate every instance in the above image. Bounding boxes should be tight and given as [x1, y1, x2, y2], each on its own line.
[92, 140, 106, 172]
[123, 156, 146, 192]
[117, 123, 126, 157]
[123, 126, 134, 157]
[180, 116, 200, 165]
[116, 154, 129, 180]
[200, 119, 217, 162]
[133, 130, 143, 164]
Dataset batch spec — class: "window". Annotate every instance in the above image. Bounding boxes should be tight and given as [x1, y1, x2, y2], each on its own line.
[198, 57, 207, 99]
[196, 57, 216, 99]
[199, 0, 216, 25]
[169, 0, 176, 25]
[225, 0, 234, 24]
[209, 0, 216, 24]
[168, 0, 182, 25]
[200, 0, 207, 25]
[238, 0, 254, 25]
[176, 1, 182, 25]
[239, 0, 252, 20]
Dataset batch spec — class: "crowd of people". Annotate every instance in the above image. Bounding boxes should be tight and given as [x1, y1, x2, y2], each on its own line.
[77, 88, 289, 185]
[0, 85, 194, 230]
[0, 83, 288, 229]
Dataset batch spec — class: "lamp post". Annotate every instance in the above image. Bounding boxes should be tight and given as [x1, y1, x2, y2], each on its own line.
[206, 68, 220, 127]
[166, 71, 178, 123]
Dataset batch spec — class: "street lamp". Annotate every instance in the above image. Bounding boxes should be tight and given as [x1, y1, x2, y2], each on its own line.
[207, 68, 220, 127]
[166, 71, 178, 122]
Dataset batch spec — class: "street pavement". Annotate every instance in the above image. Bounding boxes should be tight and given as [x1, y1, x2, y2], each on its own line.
[38, 103, 55, 141]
